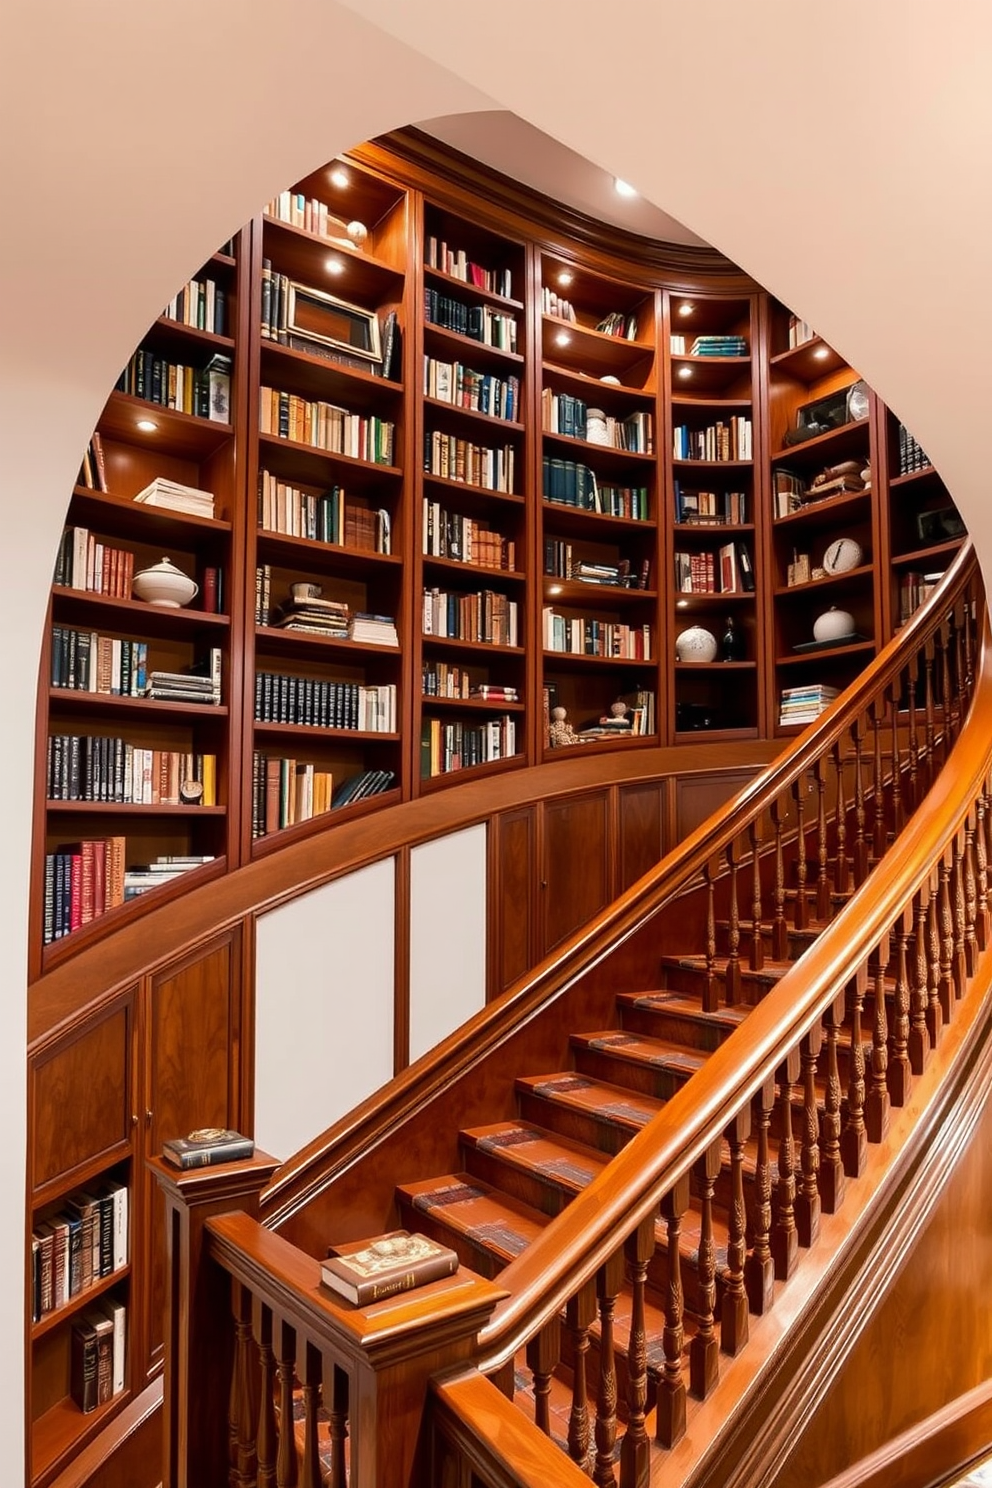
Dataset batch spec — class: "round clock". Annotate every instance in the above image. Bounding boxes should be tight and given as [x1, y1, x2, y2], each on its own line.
[822, 537, 863, 575]
[846, 380, 869, 422]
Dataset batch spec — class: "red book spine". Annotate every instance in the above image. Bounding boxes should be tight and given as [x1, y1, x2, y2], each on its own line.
[201, 567, 218, 614]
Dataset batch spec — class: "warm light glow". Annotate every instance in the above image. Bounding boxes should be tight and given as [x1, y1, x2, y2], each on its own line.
[678, 366, 693, 379]
[813, 345, 829, 360]
[557, 270, 573, 287]
[325, 257, 345, 276]
[549, 584, 563, 596]
[678, 302, 694, 317]
[136, 418, 158, 433]
[614, 178, 637, 198]
[555, 331, 571, 347]
[677, 598, 689, 609]
[329, 167, 349, 188]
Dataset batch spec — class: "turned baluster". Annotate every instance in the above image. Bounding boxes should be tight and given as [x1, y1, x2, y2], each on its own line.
[593, 1253, 624, 1487]
[952, 829, 969, 996]
[927, 869, 944, 1047]
[938, 621, 954, 763]
[255, 1306, 277, 1488]
[565, 1280, 596, 1471]
[749, 820, 764, 971]
[655, 1175, 690, 1450]
[772, 1049, 800, 1280]
[978, 796, 992, 950]
[326, 1365, 349, 1488]
[984, 779, 992, 915]
[275, 1320, 298, 1488]
[722, 1109, 750, 1355]
[923, 638, 937, 791]
[888, 906, 913, 1105]
[299, 1341, 322, 1488]
[833, 741, 850, 897]
[704, 857, 718, 1014]
[620, 1215, 655, 1487]
[690, 1142, 722, 1398]
[841, 965, 869, 1179]
[771, 798, 789, 959]
[963, 589, 975, 697]
[725, 838, 742, 1004]
[815, 757, 832, 920]
[908, 887, 931, 1076]
[906, 651, 920, 814]
[819, 990, 847, 1213]
[871, 699, 887, 859]
[230, 1280, 260, 1488]
[792, 775, 810, 930]
[967, 804, 986, 953]
[938, 849, 955, 1021]
[851, 717, 870, 885]
[526, 1317, 560, 1439]
[948, 604, 963, 741]
[796, 1023, 822, 1247]
[865, 933, 891, 1143]
[890, 678, 905, 835]
[745, 1077, 776, 1314]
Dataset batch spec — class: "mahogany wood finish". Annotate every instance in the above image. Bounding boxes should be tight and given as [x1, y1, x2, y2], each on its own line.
[541, 789, 611, 954]
[810, 1379, 992, 1488]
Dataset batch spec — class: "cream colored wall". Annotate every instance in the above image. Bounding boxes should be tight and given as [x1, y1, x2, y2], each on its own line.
[4, 0, 991, 1471]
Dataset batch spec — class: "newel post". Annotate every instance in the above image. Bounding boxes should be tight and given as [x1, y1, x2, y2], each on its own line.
[150, 1151, 281, 1488]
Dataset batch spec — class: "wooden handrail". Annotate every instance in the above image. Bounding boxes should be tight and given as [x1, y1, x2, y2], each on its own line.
[264, 541, 978, 1224]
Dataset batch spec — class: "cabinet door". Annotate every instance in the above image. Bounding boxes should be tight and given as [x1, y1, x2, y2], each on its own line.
[540, 790, 612, 955]
[139, 928, 245, 1378]
[490, 806, 537, 996]
[618, 782, 667, 893]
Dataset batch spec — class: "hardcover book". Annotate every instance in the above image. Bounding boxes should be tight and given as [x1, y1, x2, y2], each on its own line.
[162, 1127, 255, 1169]
[320, 1229, 458, 1305]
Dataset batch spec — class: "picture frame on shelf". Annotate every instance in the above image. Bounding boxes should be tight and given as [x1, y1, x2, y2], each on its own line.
[916, 506, 966, 545]
[287, 282, 382, 365]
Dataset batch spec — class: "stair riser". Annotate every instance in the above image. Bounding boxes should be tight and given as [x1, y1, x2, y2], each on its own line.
[660, 963, 771, 1006]
[395, 1198, 511, 1281]
[619, 1004, 737, 1052]
[463, 1144, 581, 1218]
[572, 1046, 695, 1101]
[515, 1089, 641, 1156]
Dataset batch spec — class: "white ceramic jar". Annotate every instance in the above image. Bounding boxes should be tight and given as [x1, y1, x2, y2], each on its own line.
[132, 557, 199, 608]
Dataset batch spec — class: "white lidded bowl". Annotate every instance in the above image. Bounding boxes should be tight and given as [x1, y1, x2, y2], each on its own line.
[812, 607, 855, 643]
[675, 625, 718, 662]
[132, 557, 199, 608]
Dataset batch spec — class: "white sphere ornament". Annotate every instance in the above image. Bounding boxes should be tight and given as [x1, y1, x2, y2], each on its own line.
[675, 625, 719, 662]
[812, 607, 855, 643]
[346, 220, 369, 246]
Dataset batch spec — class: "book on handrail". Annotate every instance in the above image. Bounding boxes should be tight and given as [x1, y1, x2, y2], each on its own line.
[162, 1127, 254, 1169]
[321, 1229, 458, 1305]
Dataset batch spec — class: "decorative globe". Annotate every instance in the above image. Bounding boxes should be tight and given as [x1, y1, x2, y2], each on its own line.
[675, 625, 718, 662]
[813, 607, 855, 643]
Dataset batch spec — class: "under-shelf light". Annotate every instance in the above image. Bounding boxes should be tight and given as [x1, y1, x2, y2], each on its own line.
[678, 366, 693, 379]
[136, 418, 158, 433]
[813, 345, 829, 360]
[329, 166, 349, 188]
[325, 257, 345, 276]
[678, 302, 694, 317]
[549, 584, 563, 596]
[677, 598, 689, 609]
[557, 270, 573, 287]
[555, 330, 571, 347]
[614, 178, 637, 198]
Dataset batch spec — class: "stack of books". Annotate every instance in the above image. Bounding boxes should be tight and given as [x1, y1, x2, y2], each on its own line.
[123, 856, 215, 900]
[779, 683, 840, 726]
[470, 684, 518, 703]
[348, 613, 399, 646]
[331, 769, 396, 810]
[144, 648, 221, 704]
[690, 334, 748, 357]
[133, 477, 215, 518]
[274, 596, 350, 639]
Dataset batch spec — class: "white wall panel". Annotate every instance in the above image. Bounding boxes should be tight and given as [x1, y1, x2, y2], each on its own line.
[254, 857, 394, 1159]
[409, 824, 487, 1064]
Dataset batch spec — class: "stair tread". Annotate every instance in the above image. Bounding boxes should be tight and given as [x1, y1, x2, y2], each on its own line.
[616, 990, 750, 1029]
[462, 1121, 607, 1194]
[397, 1172, 548, 1261]
[570, 1030, 710, 1076]
[515, 1072, 664, 1131]
[660, 953, 796, 988]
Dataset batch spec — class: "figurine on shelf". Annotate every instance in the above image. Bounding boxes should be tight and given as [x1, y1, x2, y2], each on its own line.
[548, 705, 582, 748]
[599, 699, 633, 730]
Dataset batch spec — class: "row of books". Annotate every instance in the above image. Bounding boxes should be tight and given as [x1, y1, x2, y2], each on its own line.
[253, 673, 397, 732]
[788, 315, 817, 349]
[542, 391, 653, 453]
[256, 471, 390, 552]
[541, 457, 650, 521]
[264, 190, 354, 241]
[674, 542, 754, 594]
[674, 484, 747, 525]
[420, 663, 518, 700]
[423, 430, 516, 493]
[421, 715, 518, 776]
[669, 334, 747, 357]
[145, 648, 222, 704]
[773, 469, 808, 517]
[897, 424, 932, 476]
[259, 386, 396, 465]
[162, 275, 228, 337]
[778, 683, 840, 726]
[673, 417, 752, 462]
[423, 356, 520, 421]
[77, 432, 109, 492]
[43, 837, 125, 942]
[424, 287, 518, 352]
[250, 756, 396, 835]
[115, 349, 232, 423]
[267, 595, 398, 647]
[423, 499, 516, 570]
[542, 609, 652, 660]
[425, 239, 513, 299]
[33, 1179, 128, 1320]
[54, 528, 135, 599]
[123, 855, 216, 899]
[544, 541, 649, 589]
[70, 1300, 127, 1414]
[46, 738, 218, 805]
[134, 476, 216, 519]
[898, 569, 946, 623]
[595, 310, 639, 340]
[51, 629, 149, 695]
[422, 587, 519, 646]
[541, 286, 576, 322]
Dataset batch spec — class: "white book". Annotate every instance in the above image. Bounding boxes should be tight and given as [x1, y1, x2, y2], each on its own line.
[97, 1296, 126, 1395]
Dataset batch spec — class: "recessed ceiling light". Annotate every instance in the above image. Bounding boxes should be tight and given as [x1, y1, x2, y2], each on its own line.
[555, 331, 571, 347]
[329, 167, 349, 188]
[557, 270, 573, 287]
[136, 418, 158, 433]
[678, 366, 693, 379]
[678, 302, 694, 317]
[614, 178, 637, 198]
[325, 257, 345, 276]
[813, 345, 829, 360]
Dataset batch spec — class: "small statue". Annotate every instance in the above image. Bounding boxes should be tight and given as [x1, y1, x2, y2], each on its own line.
[548, 705, 581, 747]
[600, 699, 632, 729]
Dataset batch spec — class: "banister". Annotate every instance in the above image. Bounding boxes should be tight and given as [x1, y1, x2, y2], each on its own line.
[264, 541, 978, 1222]
[473, 570, 990, 1368]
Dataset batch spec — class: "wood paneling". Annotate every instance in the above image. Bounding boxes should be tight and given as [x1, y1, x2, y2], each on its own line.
[675, 768, 761, 842]
[617, 782, 667, 892]
[492, 807, 535, 994]
[541, 790, 611, 955]
[32, 997, 135, 1191]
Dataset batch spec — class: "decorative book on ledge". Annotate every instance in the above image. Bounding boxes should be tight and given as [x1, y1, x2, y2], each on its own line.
[321, 1229, 459, 1305]
[162, 1127, 255, 1170]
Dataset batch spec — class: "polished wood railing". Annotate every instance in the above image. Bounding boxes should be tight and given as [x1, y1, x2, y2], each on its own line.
[161, 542, 992, 1486]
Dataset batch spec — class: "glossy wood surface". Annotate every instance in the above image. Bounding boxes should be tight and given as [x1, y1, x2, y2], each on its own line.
[31, 997, 134, 1191]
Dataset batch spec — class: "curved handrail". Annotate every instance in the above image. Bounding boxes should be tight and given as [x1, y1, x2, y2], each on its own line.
[472, 556, 988, 1364]
[264, 541, 977, 1220]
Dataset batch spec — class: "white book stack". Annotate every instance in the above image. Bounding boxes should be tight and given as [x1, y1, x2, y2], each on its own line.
[133, 477, 215, 518]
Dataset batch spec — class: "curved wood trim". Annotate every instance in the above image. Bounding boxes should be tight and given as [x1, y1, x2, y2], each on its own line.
[431, 1370, 591, 1488]
[262, 543, 976, 1223]
[813, 1379, 992, 1488]
[46, 1378, 163, 1488]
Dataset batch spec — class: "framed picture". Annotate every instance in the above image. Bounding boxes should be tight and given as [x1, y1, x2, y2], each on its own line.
[287, 283, 382, 365]
[916, 506, 966, 545]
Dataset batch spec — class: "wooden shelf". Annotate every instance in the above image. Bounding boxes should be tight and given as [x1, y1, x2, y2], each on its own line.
[32, 1389, 129, 1483]
[420, 753, 525, 791]
[422, 473, 525, 505]
[543, 580, 656, 606]
[255, 528, 402, 570]
[541, 359, 655, 402]
[257, 431, 402, 490]
[423, 321, 524, 366]
[67, 487, 233, 541]
[31, 1266, 131, 1343]
[890, 539, 962, 568]
[50, 588, 230, 636]
[769, 418, 869, 467]
[543, 650, 654, 671]
[422, 555, 526, 584]
[670, 355, 751, 394]
[541, 316, 655, 379]
[261, 216, 405, 300]
[423, 263, 524, 311]
[260, 339, 404, 408]
[254, 626, 402, 660]
[773, 563, 875, 599]
[776, 639, 876, 667]
[421, 695, 525, 712]
[542, 429, 654, 466]
[542, 502, 656, 537]
[99, 392, 233, 460]
[253, 722, 400, 742]
[770, 336, 848, 381]
[47, 692, 229, 721]
[772, 489, 872, 530]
